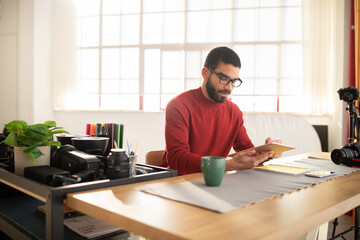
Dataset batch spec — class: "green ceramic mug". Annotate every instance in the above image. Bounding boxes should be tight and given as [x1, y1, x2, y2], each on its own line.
[200, 156, 226, 187]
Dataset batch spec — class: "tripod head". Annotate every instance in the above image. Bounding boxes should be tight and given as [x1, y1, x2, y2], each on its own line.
[337, 86, 360, 143]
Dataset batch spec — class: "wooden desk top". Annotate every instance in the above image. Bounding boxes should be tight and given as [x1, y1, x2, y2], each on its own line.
[66, 153, 360, 240]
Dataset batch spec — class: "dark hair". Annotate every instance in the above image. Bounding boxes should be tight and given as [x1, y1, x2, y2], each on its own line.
[204, 46, 241, 70]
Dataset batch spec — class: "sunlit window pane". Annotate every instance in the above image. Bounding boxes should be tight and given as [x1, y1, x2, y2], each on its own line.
[186, 79, 201, 90]
[187, 11, 209, 43]
[164, 13, 184, 43]
[282, 7, 302, 40]
[258, 8, 279, 41]
[121, 15, 140, 45]
[210, 10, 232, 42]
[79, 49, 99, 80]
[211, 0, 232, 9]
[164, 0, 185, 11]
[120, 48, 139, 78]
[186, 51, 201, 78]
[102, 79, 120, 94]
[143, 0, 163, 12]
[234, 9, 256, 42]
[161, 94, 177, 110]
[101, 94, 139, 110]
[279, 96, 306, 113]
[144, 49, 161, 94]
[142, 13, 162, 44]
[120, 79, 138, 93]
[280, 79, 302, 95]
[102, 0, 121, 15]
[102, 48, 120, 79]
[76, 0, 100, 16]
[235, 0, 258, 8]
[80, 80, 99, 94]
[122, 0, 141, 13]
[234, 45, 255, 77]
[143, 94, 160, 112]
[102, 16, 120, 46]
[162, 51, 183, 78]
[162, 79, 183, 93]
[76, 94, 100, 110]
[283, 0, 302, 6]
[253, 96, 278, 112]
[79, 16, 99, 47]
[188, 0, 211, 10]
[260, 0, 281, 7]
[281, 44, 302, 78]
[255, 78, 277, 95]
[256, 45, 277, 78]
[234, 78, 254, 95]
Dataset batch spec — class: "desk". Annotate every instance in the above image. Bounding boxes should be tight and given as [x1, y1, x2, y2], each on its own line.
[66, 153, 360, 240]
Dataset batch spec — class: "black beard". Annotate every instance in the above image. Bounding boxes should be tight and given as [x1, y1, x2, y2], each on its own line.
[206, 78, 231, 103]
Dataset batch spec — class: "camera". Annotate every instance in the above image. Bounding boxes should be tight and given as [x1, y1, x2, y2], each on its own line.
[331, 141, 360, 167]
[337, 86, 359, 103]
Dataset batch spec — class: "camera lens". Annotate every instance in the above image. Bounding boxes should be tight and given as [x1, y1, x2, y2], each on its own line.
[331, 148, 359, 165]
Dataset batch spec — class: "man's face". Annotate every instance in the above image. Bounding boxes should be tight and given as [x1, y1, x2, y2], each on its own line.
[205, 63, 240, 103]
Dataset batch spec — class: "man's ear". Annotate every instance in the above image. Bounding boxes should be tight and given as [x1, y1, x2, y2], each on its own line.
[201, 67, 209, 79]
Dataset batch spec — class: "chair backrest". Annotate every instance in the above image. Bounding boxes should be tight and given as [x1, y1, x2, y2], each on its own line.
[145, 150, 165, 166]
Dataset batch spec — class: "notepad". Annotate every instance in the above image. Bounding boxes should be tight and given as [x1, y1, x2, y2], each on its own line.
[255, 164, 309, 175]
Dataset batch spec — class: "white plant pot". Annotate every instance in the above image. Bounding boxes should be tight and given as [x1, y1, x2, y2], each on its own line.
[14, 146, 50, 176]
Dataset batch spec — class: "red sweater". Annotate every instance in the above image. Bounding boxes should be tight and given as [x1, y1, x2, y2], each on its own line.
[164, 87, 254, 175]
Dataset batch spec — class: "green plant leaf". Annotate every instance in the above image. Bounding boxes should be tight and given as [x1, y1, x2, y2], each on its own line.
[44, 121, 57, 128]
[30, 147, 44, 159]
[48, 141, 61, 147]
[4, 120, 27, 134]
[27, 152, 36, 163]
[2, 132, 17, 147]
[23, 144, 39, 153]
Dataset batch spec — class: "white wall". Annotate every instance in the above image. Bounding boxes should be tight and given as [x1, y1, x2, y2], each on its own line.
[0, 0, 18, 126]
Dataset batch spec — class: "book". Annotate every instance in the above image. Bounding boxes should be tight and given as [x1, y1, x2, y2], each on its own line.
[229, 142, 295, 157]
[254, 164, 308, 175]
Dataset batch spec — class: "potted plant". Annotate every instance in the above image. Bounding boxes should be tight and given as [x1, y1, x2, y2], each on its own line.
[2, 120, 69, 175]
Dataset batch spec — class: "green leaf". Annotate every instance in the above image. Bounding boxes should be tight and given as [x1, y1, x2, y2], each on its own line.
[1, 133, 17, 147]
[49, 129, 69, 135]
[44, 121, 57, 128]
[30, 147, 44, 159]
[4, 120, 27, 135]
[23, 144, 39, 153]
[48, 141, 61, 147]
[27, 152, 36, 163]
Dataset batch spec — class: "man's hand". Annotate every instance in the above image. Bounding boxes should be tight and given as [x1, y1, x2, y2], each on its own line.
[265, 137, 283, 158]
[226, 149, 273, 171]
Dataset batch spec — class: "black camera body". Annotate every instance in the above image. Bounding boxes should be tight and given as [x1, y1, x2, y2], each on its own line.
[52, 145, 100, 178]
[331, 141, 360, 167]
[337, 86, 360, 103]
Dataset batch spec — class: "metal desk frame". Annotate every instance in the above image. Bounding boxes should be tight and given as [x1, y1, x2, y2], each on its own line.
[0, 164, 177, 240]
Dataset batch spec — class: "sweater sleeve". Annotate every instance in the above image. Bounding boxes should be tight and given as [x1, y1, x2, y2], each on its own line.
[233, 111, 254, 152]
[164, 99, 202, 175]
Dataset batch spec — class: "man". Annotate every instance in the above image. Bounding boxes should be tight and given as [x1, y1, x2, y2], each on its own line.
[164, 46, 280, 175]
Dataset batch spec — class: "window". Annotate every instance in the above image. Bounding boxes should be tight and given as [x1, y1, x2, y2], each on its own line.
[75, 0, 303, 112]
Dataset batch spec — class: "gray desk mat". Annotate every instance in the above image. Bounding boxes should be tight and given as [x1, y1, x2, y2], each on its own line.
[141, 158, 360, 213]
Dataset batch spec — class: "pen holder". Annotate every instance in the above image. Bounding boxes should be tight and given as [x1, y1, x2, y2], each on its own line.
[129, 155, 137, 177]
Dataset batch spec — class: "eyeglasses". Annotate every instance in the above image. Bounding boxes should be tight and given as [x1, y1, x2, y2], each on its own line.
[208, 68, 243, 87]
